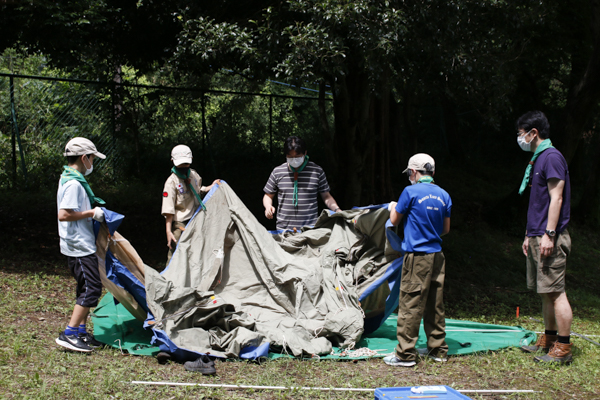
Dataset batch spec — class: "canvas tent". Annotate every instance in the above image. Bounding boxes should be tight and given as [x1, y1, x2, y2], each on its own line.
[94, 183, 405, 360]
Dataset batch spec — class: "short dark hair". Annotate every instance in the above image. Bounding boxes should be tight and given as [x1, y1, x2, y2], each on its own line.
[284, 136, 306, 156]
[66, 154, 93, 165]
[516, 110, 550, 139]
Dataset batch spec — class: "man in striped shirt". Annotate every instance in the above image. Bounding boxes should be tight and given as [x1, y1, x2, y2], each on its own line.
[263, 136, 341, 230]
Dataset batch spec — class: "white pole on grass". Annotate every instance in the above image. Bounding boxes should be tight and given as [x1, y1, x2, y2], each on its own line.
[130, 381, 540, 393]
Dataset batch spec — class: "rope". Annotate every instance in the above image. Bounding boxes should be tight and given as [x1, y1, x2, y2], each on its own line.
[114, 339, 125, 355]
[280, 335, 291, 357]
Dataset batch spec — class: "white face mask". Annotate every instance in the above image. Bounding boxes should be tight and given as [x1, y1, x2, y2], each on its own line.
[407, 170, 416, 185]
[287, 156, 305, 169]
[517, 130, 534, 152]
[83, 155, 94, 176]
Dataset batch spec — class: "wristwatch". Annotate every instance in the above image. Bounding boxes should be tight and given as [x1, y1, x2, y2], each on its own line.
[545, 229, 556, 237]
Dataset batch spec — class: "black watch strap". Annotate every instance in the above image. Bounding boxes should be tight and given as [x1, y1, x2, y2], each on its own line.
[545, 229, 556, 237]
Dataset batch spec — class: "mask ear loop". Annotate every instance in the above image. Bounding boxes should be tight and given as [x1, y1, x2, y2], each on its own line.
[526, 130, 537, 145]
[82, 155, 92, 171]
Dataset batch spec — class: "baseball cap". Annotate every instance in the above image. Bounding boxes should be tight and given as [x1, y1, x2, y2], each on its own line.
[171, 145, 193, 166]
[63, 137, 106, 159]
[402, 153, 435, 173]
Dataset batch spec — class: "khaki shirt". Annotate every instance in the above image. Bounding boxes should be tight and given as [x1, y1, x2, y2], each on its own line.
[161, 169, 204, 222]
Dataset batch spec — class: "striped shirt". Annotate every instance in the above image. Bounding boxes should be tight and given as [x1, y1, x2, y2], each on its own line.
[263, 161, 331, 229]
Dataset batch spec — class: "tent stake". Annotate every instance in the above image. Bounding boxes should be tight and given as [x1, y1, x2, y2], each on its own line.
[130, 381, 539, 393]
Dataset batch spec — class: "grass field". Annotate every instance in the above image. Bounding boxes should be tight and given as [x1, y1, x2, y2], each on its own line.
[1, 183, 599, 400]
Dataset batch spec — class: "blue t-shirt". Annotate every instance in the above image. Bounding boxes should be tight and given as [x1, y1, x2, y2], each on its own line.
[395, 182, 452, 254]
[527, 148, 570, 236]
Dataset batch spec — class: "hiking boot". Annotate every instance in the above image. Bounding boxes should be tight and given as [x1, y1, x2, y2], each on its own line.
[521, 333, 557, 353]
[534, 342, 573, 364]
[184, 354, 216, 375]
[417, 348, 448, 362]
[79, 332, 104, 349]
[56, 332, 93, 353]
[156, 352, 172, 365]
[383, 355, 417, 367]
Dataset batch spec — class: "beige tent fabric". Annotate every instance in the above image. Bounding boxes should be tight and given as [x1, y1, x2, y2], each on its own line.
[144, 184, 399, 358]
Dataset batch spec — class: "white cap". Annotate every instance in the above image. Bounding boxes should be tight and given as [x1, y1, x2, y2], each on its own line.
[63, 137, 106, 159]
[171, 144, 193, 166]
[402, 153, 435, 173]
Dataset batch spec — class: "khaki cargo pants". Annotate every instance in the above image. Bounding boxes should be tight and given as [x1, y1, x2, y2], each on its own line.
[395, 251, 447, 362]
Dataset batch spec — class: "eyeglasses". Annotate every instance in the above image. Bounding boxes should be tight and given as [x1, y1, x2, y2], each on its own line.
[517, 129, 533, 136]
[405, 170, 412, 177]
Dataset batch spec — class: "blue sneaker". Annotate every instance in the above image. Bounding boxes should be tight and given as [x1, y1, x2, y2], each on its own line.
[383, 355, 416, 367]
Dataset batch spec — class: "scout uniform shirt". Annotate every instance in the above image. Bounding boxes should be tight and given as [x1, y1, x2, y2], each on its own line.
[161, 169, 203, 222]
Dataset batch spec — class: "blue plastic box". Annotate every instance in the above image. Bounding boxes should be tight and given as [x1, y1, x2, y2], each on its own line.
[374, 386, 472, 400]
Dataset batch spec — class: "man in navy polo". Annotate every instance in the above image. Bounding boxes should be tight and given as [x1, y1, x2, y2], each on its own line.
[516, 111, 573, 364]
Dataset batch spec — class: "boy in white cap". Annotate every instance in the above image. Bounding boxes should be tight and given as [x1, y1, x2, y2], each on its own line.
[56, 137, 107, 352]
[383, 153, 452, 367]
[161, 145, 220, 264]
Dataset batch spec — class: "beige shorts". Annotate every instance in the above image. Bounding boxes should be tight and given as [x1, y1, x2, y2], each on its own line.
[526, 229, 571, 293]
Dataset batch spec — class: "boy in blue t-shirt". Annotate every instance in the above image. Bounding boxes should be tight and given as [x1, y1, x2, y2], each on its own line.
[383, 153, 452, 367]
[56, 137, 107, 352]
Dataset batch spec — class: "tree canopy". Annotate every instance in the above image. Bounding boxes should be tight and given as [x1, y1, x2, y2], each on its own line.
[2, 0, 600, 220]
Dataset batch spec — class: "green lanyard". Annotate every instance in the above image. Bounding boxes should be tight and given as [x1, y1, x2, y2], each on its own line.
[171, 167, 207, 211]
[60, 166, 105, 205]
[290, 155, 309, 207]
[519, 139, 554, 195]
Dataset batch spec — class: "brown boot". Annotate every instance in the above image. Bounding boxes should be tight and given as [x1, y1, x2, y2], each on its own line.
[521, 333, 557, 353]
[534, 342, 573, 364]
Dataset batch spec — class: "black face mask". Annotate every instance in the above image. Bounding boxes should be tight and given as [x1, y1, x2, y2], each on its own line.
[176, 166, 190, 175]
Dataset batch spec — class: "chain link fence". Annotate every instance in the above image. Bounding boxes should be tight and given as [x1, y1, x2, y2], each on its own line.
[1, 74, 115, 189]
[0, 73, 332, 192]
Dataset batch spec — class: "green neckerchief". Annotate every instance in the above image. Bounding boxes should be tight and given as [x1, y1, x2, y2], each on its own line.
[519, 139, 554, 195]
[171, 166, 207, 211]
[418, 176, 435, 184]
[60, 166, 105, 206]
[290, 155, 309, 207]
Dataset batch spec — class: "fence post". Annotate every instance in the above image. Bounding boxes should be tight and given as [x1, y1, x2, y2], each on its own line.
[10, 77, 16, 188]
[201, 93, 217, 177]
[111, 80, 116, 182]
[9, 75, 28, 187]
[269, 96, 273, 160]
[201, 92, 207, 173]
[201, 91, 206, 151]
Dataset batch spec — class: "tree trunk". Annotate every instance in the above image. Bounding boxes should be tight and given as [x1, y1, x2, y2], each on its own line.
[365, 84, 394, 204]
[440, 92, 465, 163]
[559, 0, 600, 163]
[572, 128, 600, 224]
[331, 69, 372, 207]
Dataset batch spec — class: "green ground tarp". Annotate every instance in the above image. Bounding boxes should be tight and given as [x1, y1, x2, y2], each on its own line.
[92, 293, 536, 359]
